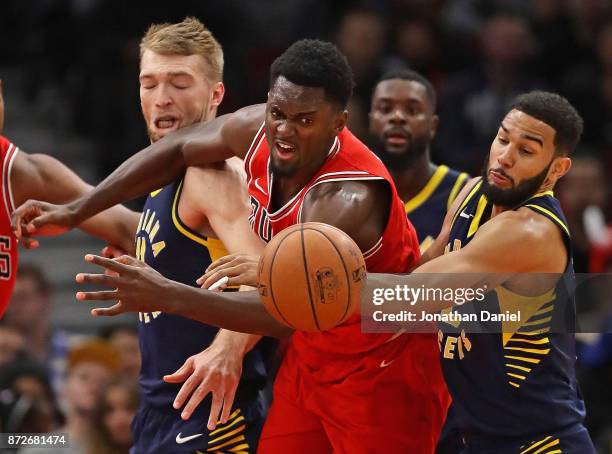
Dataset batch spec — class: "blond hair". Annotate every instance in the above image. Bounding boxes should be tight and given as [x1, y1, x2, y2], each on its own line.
[140, 17, 224, 82]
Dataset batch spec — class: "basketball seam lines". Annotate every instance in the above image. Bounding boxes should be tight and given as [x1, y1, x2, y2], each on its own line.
[311, 227, 353, 325]
[301, 224, 321, 331]
[268, 230, 295, 328]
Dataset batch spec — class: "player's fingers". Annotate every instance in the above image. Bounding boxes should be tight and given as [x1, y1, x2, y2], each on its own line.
[171, 372, 200, 409]
[206, 392, 224, 430]
[115, 254, 141, 266]
[84, 254, 130, 273]
[19, 236, 40, 249]
[225, 274, 249, 287]
[12, 205, 40, 237]
[163, 359, 194, 384]
[75, 273, 118, 286]
[200, 264, 250, 288]
[199, 269, 230, 288]
[10, 212, 23, 238]
[90, 303, 123, 317]
[29, 209, 59, 231]
[101, 245, 126, 259]
[220, 386, 237, 424]
[76, 290, 119, 301]
[204, 254, 239, 273]
[182, 383, 212, 421]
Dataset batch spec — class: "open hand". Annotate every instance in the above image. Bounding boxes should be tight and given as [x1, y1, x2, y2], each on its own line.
[75, 254, 169, 316]
[163, 342, 243, 429]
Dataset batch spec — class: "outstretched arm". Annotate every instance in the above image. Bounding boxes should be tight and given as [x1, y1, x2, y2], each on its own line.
[12, 105, 265, 234]
[75, 179, 391, 331]
[76, 254, 292, 337]
[363, 207, 568, 314]
[11, 151, 138, 254]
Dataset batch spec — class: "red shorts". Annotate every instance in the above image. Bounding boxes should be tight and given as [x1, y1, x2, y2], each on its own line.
[258, 334, 450, 454]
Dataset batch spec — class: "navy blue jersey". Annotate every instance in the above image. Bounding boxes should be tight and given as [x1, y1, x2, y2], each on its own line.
[136, 178, 272, 410]
[439, 182, 587, 441]
[405, 165, 469, 252]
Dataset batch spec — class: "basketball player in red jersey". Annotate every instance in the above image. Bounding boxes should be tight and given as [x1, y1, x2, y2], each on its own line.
[0, 80, 137, 315]
[13, 41, 449, 453]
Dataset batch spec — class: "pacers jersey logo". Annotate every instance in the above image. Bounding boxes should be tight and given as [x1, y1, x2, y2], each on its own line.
[438, 329, 472, 360]
[136, 208, 166, 261]
[136, 208, 166, 324]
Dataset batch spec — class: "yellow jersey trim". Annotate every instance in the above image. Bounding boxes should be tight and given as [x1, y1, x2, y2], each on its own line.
[504, 355, 541, 364]
[447, 172, 470, 210]
[171, 180, 230, 262]
[452, 180, 482, 226]
[523, 204, 570, 237]
[506, 363, 532, 372]
[467, 195, 488, 238]
[405, 165, 449, 214]
[530, 190, 554, 199]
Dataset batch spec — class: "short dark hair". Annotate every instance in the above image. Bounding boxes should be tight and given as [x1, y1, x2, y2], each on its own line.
[509, 91, 583, 156]
[377, 69, 437, 110]
[270, 39, 354, 108]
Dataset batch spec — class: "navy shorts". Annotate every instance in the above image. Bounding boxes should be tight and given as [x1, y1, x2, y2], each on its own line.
[130, 389, 266, 454]
[436, 404, 464, 454]
[460, 424, 595, 454]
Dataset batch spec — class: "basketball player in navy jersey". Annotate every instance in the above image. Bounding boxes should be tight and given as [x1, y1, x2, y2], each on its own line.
[111, 19, 274, 454]
[369, 70, 468, 454]
[368, 69, 469, 253]
[362, 91, 595, 452]
[15, 19, 274, 454]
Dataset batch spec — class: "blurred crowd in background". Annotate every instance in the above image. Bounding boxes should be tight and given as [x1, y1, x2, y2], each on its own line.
[1, 0, 612, 452]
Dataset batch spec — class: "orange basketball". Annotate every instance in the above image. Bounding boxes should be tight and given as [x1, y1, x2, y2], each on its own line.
[257, 222, 367, 332]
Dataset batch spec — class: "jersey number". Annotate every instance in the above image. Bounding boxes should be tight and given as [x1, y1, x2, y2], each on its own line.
[0, 236, 12, 279]
[249, 196, 272, 242]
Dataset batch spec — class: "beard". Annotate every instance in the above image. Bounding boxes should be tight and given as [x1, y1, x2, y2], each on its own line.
[368, 134, 429, 171]
[269, 156, 299, 177]
[481, 156, 551, 207]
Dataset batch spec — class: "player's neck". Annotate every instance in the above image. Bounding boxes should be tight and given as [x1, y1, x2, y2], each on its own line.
[490, 182, 555, 219]
[391, 153, 435, 202]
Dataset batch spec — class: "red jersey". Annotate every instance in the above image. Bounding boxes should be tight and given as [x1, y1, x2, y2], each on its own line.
[245, 124, 420, 356]
[247, 125, 450, 453]
[0, 136, 19, 316]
